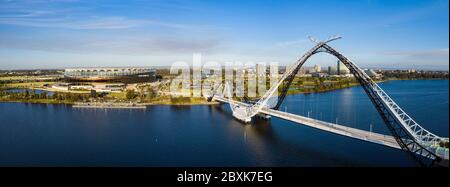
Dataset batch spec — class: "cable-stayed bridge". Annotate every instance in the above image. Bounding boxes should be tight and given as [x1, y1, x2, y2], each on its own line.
[207, 36, 449, 167]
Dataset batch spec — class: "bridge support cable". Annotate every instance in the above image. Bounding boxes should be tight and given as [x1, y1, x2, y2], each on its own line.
[272, 42, 446, 166]
[209, 37, 448, 166]
[319, 44, 445, 166]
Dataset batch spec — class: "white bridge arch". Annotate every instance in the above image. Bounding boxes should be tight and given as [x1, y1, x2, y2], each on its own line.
[209, 37, 449, 167]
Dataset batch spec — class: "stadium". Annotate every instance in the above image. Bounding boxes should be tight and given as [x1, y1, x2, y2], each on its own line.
[64, 67, 156, 83]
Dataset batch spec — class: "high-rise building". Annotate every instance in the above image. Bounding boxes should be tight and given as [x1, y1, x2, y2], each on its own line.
[328, 66, 338, 75]
[337, 60, 349, 75]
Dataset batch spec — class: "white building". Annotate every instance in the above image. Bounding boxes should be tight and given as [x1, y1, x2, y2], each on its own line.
[313, 64, 321, 73]
[364, 69, 382, 79]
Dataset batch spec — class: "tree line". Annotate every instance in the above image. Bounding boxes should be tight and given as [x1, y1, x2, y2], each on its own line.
[0, 90, 92, 103]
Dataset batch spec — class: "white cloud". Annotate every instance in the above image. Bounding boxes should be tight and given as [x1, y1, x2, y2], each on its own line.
[0, 0, 195, 30]
[0, 12, 192, 30]
[384, 48, 449, 59]
[274, 39, 309, 48]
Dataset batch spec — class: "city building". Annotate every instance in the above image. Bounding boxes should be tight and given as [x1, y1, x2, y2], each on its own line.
[70, 85, 94, 90]
[51, 83, 70, 91]
[303, 67, 311, 74]
[328, 66, 338, 75]
[64, 67, 156, 83]
[93, 83, 125, 92]
[313, 64, 321, 73]
[311, 72, 328, 78]
[337, 60, 350, 75]
[364, 69, 382, 79]
[296, 67, 307, 75]
[51, 82, 125, 93]
[278, 66, 287, 74]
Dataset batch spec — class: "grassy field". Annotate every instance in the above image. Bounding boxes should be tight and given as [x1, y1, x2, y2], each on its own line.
[0, 75, 60, 81]
[0, 76, 29, 81]
[5, 81, 56, 88]
[107, 92, 127, 100]
[0, 98, 74, 104]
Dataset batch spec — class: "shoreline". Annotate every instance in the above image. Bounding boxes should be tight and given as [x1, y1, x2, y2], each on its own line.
[0, 99, 221, 107]
[1, 79, 447, 107]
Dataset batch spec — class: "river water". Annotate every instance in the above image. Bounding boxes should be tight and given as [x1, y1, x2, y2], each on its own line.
[0, 80, 448, 166]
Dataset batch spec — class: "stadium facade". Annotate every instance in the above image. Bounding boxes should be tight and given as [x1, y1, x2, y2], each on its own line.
[64, 67, 156, 83]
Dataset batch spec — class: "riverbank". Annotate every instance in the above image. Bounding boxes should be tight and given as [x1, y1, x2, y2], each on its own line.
[151, 96, 222, 106]
[73, 102, 147, 109]
[0, 99, 73, 105]
[0, 78, 445, 106]
[0, 97, 220, 107]
[283, 77, 430, 95]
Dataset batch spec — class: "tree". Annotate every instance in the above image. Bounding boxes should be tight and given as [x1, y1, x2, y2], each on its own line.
[297, 79, 304, 86]
[147, 87, 157, 99]
[170, 96, 190, 104]
[319, 77, 325, 84]
[24, 90, 30, 99]
[126, 90, 138, 100]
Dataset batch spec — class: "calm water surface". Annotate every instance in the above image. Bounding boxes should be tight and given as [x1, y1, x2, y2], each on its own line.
[0, 80, 448, 166]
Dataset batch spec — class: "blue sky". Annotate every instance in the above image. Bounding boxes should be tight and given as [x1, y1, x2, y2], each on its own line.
[0, 0, 448, 70]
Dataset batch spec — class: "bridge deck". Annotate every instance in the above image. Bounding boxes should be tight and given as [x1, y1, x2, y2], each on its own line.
[260, 108, 400, 149]
[213, 96, 400, 150]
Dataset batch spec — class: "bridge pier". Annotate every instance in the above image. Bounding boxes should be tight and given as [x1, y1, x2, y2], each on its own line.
[232, 113, 271, 123]
[255, 113, 271, 121]
[208, 38, 450, 165]
[233, 116, 252, 123]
